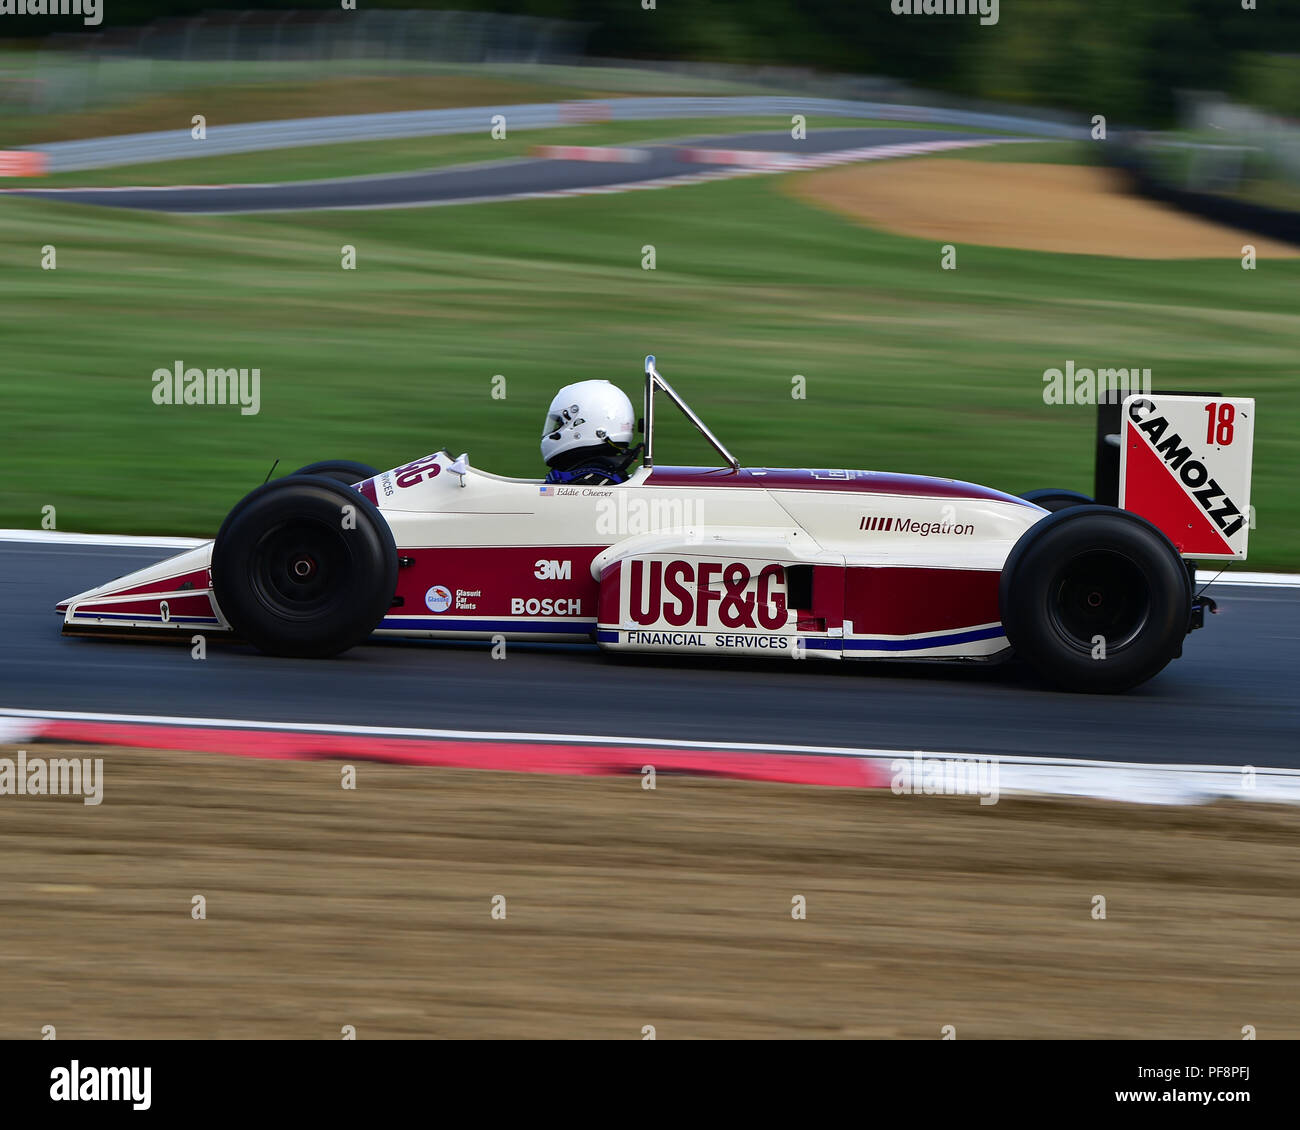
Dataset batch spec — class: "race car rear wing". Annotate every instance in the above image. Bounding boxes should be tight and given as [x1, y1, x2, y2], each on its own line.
[1101, 391, 1255, 561]
[1094, 390, 1210, 505]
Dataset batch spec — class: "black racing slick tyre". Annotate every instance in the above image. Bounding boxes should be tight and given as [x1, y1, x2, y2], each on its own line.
[212, 475, 397, 658]
[290, 459, 379, 487]
[999, 506, 1191, 694]
[1019, 488, 1095, 512]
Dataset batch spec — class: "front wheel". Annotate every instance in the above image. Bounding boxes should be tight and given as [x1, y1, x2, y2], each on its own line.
[212, 475, 397, 658]
[999, 506, 1190, 693]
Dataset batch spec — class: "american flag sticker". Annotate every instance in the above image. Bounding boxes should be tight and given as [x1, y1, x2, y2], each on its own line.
[539, 485, 554, 496]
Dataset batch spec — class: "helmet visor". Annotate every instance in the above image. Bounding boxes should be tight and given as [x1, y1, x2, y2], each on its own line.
[543, 410, 566, 439]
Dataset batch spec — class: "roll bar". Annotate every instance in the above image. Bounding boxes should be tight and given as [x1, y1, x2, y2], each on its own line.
[642, 355, 740, 472]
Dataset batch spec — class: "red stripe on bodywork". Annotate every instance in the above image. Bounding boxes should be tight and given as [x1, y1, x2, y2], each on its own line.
[35, 720, 890, 789]
[598, 559, 622, 624]
[94, 567, 210, 599]
[59, 566, 211, 615]
[72, 593, 216, 618]
[646, 465, 1032, 504]
[846, 567, 1001, 634]
[394, 545, 601, 618]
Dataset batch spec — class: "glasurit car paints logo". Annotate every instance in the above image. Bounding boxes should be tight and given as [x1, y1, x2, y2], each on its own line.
[628, 560, 788, 630]
[859, 516, 974, 536]
[424, 585, 453, 613]
[423, 585, 480, 612]
[0, 0, 102, 26]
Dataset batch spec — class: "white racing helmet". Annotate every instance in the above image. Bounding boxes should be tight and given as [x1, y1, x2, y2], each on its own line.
[540, 380, 636, 467]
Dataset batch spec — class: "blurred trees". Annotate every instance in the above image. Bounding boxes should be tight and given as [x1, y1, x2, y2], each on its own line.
[5, 0, 1295, 124]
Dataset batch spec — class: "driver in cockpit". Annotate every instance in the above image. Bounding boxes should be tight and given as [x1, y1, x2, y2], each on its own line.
[541, 380, 641, 486]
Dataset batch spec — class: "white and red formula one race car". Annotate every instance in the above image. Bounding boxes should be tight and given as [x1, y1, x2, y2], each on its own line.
[58, 357, 1255, 692]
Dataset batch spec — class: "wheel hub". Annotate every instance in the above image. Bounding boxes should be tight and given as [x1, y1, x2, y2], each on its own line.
[250, 521, 348, 618]
[1049, 551, 1151, 653]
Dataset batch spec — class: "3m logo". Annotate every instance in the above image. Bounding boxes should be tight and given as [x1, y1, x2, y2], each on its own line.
[534, 559, 572, 580]
[859, 516, 895, 531]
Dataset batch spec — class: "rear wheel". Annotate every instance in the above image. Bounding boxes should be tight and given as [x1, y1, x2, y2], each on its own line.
[999, 506, 1190, 693]
[291, 459, 379, 487]
[212, 475, 397, 658]
[1019, 488, 1095, 512]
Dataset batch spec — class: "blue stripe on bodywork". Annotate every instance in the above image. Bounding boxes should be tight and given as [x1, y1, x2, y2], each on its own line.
[844, 626, 1006, 651]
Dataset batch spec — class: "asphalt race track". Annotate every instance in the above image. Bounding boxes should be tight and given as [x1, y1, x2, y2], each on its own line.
[8, 127, 1007, 213]
[3, 541, 1296, 768]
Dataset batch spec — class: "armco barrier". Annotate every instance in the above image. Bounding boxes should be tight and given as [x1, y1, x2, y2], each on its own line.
[25, 95, 1086, 173]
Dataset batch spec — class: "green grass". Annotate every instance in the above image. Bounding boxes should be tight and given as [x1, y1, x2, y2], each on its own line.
[2, 116, 991, 188]
[1, 173, 1297, 569]
[934, 139, 1100, 165]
